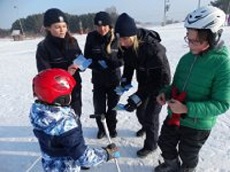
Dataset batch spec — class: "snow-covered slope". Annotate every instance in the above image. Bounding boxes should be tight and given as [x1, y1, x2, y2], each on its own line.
[0, 23, 230, 172]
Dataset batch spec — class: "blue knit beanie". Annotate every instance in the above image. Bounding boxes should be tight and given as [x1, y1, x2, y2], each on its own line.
[115, 13, 137, 37]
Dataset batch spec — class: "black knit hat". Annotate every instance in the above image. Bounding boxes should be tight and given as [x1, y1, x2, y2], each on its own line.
[43, 8, 68, 27]
[115, 13, 137, 37]
[94, 11, 112, 26]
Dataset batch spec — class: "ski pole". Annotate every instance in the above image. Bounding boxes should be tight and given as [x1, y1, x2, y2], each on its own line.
[25, 155, 41, 172]
[90, 114, 121, 172]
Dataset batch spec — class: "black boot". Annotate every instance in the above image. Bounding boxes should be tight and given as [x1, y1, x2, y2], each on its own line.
[110, 130, 117, 138]
[97, 130, 105, 139]
[136, 128, 145, 137]
[81, 166, 90, 170]
[179, 164, 196, 172]
[155, 158, 180, 172]
[136, 147, 153, 158]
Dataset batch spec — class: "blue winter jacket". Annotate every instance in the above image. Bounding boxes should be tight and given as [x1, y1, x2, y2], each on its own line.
[30, 102, 108, 172]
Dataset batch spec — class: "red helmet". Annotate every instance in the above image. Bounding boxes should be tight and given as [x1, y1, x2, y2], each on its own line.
[32, 68, 76, 104]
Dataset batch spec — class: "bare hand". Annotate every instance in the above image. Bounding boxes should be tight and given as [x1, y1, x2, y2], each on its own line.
[68, 64, 78, 75]
[156, 93, 166, 105]
[168, 99, 188, 114]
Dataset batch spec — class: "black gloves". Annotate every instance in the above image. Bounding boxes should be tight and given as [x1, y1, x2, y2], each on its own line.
[124, 94, 142, 112]
[104, 143, 120, 161]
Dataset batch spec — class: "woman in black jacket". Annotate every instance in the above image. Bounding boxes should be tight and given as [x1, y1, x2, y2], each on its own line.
[115, 13, 171, 157]
[84, 12, 123, 139]
[35, 8, 83, 116]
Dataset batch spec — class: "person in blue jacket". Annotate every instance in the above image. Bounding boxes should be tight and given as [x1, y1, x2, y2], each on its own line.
[30, 68, 120, 172]
[84, 11, 123, 139]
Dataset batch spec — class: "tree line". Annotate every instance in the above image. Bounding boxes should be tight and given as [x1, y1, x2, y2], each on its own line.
[0, 0, 228, 38]
[0, 6, 118, 38]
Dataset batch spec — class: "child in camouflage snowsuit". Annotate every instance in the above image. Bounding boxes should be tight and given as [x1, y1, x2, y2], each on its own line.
[30, 68, 119, 172]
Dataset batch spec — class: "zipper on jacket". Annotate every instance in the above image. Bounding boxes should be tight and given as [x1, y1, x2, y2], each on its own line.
[182, 56, 197, 91]
[182, 55, 198, 124]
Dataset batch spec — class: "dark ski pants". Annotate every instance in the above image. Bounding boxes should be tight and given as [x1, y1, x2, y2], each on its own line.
[158, 121, 211, 168]
[71, 85, 82, 116]
[136, 95, 162, 150]
[93, 85, 120, 133]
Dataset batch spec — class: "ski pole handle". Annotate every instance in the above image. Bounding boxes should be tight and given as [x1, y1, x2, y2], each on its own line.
[90, 114, 121, 172]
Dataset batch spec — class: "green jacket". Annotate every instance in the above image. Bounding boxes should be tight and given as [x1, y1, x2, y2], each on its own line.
[164, 44, 230, 130]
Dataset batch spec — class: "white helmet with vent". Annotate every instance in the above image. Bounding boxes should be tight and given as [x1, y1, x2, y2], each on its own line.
[184, 6, 226, 33]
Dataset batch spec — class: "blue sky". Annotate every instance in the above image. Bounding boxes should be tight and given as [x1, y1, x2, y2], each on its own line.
[0, 0, 212, 29]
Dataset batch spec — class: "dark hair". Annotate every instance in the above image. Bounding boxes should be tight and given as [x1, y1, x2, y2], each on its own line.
[53, 95, 71, 106]
[197, 29, 222, 49]
[65, 32, 78, 45]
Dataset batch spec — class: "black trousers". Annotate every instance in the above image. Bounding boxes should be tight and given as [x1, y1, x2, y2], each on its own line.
[93, 85, 120, 133]
[71, 85, 82, 116]
[136, 95, 162, 150]
[158, 121, 211, 168]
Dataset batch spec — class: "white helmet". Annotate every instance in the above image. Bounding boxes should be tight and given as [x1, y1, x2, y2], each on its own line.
[184, 6, 226, 33]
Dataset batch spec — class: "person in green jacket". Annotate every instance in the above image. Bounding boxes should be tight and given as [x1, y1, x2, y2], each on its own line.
[155, 6, 230, 172]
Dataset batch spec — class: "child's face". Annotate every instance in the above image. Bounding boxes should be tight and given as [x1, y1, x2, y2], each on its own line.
[47, 22, 68, 38]
[185, 29, 209, 55]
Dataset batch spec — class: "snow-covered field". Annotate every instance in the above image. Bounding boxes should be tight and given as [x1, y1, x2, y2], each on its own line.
[0, 23, 230, 172]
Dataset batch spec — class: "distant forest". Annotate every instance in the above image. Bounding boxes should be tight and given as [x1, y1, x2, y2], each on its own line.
[0, 6, 119, 38]
[0, 0, 228, 38]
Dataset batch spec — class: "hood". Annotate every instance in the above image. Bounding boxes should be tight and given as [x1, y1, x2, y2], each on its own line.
[137, 28, 161, 43]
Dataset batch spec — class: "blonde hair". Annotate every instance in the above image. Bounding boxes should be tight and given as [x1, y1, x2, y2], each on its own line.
[132, 35, 139, 54]
[106, 28, 115, 54]
[118, 35, 139, 55]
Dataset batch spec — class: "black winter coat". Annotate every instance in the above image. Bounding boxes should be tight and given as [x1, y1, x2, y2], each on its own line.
[118, 28, 171, 100]
[84, 30, 123, 86]
[36, 33, 82, 85]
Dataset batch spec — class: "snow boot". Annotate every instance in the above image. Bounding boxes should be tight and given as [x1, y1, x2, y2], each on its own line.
[81, 166, 90, 170]
[137, 147, 153, 158]
[97, 130, 105, 139]
[109, 130, 117, 138]
[154, 158, 180, 172]
[179, 165, 196, 172]
[136, 128, 145, 137]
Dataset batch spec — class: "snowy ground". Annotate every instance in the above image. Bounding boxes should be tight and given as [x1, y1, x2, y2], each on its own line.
[0, 23, 230, 172]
